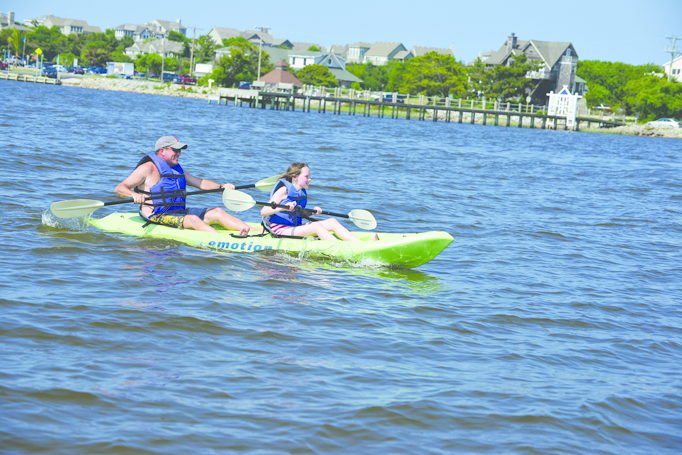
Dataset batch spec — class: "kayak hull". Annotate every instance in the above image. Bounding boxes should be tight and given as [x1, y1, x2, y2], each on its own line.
[88, 213, 453, 268]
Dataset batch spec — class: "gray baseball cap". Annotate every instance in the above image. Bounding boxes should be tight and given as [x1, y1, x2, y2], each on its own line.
[155, 136, 188, 151]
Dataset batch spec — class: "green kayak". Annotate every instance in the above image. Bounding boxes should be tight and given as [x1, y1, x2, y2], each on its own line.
[88, 212, 453, 268]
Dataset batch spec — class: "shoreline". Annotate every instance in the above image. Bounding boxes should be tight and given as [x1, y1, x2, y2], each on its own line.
[36, 76, 682, 139]
[60, 75, 216, 100]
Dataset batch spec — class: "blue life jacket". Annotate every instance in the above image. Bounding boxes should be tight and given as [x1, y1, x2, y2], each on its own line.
[136, 153, 187, 215]
[266, 178, 307, 226]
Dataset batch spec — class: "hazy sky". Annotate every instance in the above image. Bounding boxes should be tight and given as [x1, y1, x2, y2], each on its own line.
[6, 0, 681, 65]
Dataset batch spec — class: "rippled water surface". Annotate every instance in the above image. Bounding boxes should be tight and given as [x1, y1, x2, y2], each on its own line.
[2, 80, 681, 454]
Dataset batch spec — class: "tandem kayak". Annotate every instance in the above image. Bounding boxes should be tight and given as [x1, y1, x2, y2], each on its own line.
[89, 212, 453, 268]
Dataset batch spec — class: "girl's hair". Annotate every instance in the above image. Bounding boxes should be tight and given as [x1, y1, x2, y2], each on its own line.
[281, 162, 308, 181]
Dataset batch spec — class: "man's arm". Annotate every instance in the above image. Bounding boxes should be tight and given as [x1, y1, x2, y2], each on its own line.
[185, 172, 234, 191]
[115, 162, 152, 204]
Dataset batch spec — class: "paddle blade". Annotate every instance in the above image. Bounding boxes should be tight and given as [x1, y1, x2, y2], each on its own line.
[254, 174, 280, 191]
[348, 209, 377, 230]
[50, 199, 105, 218]
[222, 189, 257, 212]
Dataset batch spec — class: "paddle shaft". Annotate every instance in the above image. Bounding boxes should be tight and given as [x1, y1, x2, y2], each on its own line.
[109, 183, 258, 207]
[257, 200, 349, 219]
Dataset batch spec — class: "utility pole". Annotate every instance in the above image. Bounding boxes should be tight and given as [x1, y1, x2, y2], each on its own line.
[254, 25, 270, 80]
[188, 25, 200, 76]
[161, 37, 165, 80]
[665, 35, 681, 81]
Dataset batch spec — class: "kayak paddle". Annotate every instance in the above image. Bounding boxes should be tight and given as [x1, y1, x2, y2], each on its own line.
[50, 174, 280, 219]
[222, 189, 378, 230]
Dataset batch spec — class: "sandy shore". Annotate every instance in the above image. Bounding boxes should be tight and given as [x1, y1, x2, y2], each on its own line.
[59, 76, 681, 139]
[60, 75, 216, 100]
[582, 123, 682, 139]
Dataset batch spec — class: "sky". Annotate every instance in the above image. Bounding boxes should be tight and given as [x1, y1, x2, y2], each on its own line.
[5, 0, 682, 65]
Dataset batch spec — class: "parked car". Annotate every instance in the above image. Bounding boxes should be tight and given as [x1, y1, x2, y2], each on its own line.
[41, 67, 58, 78]
[73, 67, 85, 74]
[382, 93, 406, 104]
[0, 61, 8, 70]
[162, 72, 178, 83]
[86, 66, 106, 74]
[646, 118, 681, 128]
[176, 74, 197, 85]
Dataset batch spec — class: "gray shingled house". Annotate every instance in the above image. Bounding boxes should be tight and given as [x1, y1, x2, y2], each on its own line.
[482, 33, 584, 103]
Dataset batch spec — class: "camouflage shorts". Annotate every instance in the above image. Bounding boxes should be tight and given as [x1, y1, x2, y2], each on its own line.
[147, 208, 208, 229]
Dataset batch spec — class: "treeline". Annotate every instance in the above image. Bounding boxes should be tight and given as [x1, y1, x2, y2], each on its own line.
[576, 60, 682, 121]
[2, 26, 680, 121]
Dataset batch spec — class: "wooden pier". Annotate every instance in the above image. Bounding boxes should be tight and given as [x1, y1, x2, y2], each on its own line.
[210, 88, 625, 131]
[0, 72, 62, 85]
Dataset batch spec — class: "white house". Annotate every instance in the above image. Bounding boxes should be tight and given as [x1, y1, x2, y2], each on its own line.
[663, 54, 682, 83]
[114, 19, 186, 41]
[27, 14, 100, 35]
[363, 42, 409, 65]
[124, 39, 184, 59]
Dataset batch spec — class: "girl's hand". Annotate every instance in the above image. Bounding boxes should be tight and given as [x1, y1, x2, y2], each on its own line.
[313, 206, 322, 215]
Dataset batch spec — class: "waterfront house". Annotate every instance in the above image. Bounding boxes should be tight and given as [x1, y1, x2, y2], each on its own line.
[114, 19, 185, 41]
[411, 46, 454, 58]
[207, 26, 293, 49]
[26, 14, 100, 35]
[260, 47, 362, 88]
[663, 54, 682, 83]
[207, 27, 243, 45]
[124, 39, 184, 59]
[482, 33, 583, 103]
[363, 42, 410, 65]
[291, 42, 322, 52]
[147, 19, 186, 38]
[0, 11, 31, 31]
[114, 24, 154, 41]
[346, 42, 371, 63]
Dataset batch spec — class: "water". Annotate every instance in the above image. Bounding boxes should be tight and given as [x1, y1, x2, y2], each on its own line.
[1, 79, 681, 454]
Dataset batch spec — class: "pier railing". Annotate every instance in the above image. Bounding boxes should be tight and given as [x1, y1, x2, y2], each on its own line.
[211, 85, 627, 131]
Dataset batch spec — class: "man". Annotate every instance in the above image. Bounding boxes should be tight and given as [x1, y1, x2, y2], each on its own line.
[115, 135, 250, 235]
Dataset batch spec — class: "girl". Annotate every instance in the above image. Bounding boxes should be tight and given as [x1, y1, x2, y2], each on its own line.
[261, 163, 361, 241]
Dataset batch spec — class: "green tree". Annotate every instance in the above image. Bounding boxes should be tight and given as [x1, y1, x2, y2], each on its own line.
[384, 60, 407, 92]
[80, 41, 109, 67]
[398, 52, 466, 97]
[582, 83, 612, 107]
[465, 57, 488, 98]
[478, 53, 541, 101]
[26, 25, 64, 60]
[204, 38, 270, 87]
[7, 28, 25, 58]
[307, 45, 321, 51]
[56, 52, 78, 66]
[135, 53, 163, 73]
[167, 30, 187, 43]
[194, 34, 217, 63]
[621, 75, 682, 121]
[295, 64, 337, 87]
[577, 60, 660, 108]
[346, 62, 389, 90]
[108, 51, 133, 63]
